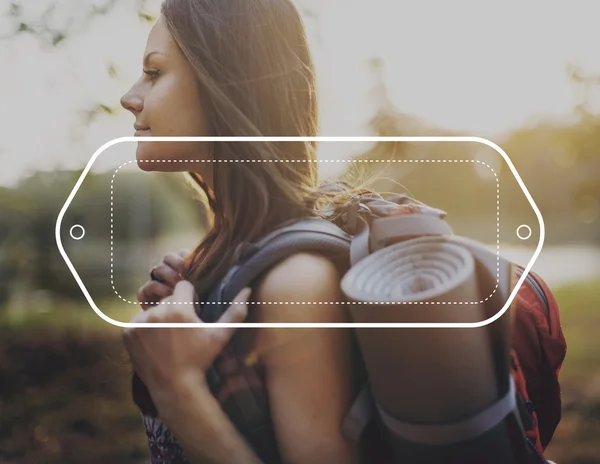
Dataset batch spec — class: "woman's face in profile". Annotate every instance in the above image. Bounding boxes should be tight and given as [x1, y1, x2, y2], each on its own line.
[121, 15, 211, 178]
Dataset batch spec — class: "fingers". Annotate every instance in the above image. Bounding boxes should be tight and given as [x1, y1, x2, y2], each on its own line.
[171, 280, 198, 305]
[147, 281, 198, 322]
[148, 250, 189, 286]
[163, 252, 188, 276]
[137, 281, 174, 310]
[121, 310, 147, 349]
[150, 262, 183, 287]
[224, 287, 252, 323]
[211, 288, 251, 345]
[218, 289, 250, 324]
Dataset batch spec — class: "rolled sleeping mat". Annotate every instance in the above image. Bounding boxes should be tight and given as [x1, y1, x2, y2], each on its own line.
[341, 235, 527, 463]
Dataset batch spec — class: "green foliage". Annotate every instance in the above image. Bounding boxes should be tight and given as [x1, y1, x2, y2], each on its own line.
[107, 63, 118, 78]
[51, 32, 65, 45]
[543, 279, 600, 463]
[551, 279, 600, 379]
[138, 11, 155, 23]
[346, 59, 600, 245]
[1, 0, 147, 47]
[0, 169, 207, 307]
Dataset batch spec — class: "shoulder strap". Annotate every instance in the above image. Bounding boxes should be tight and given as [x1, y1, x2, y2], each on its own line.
[198, 217, 350, 461]
[201, 217, 351, 322]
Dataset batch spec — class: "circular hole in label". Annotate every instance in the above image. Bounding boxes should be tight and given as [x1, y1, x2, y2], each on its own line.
[70, 224, 85, 240]
[516, 225, 532, 240]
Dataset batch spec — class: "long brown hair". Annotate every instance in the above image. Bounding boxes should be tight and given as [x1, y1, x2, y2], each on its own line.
[161, 0, 362, 299]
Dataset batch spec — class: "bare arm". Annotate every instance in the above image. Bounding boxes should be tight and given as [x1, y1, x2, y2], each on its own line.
[138, 253, 359, 464]
[253, 252, 360, 464]
[159, 382, 264, 464]
[127, 282, 266, 464]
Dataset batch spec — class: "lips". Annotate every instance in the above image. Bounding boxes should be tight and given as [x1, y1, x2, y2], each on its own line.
[134, 124, 151, 136]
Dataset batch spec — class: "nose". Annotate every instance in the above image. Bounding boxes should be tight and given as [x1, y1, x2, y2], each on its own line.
[120, 84, 143, 114]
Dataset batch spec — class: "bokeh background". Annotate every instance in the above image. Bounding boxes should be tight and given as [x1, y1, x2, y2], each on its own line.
[1, 0, 600, 462]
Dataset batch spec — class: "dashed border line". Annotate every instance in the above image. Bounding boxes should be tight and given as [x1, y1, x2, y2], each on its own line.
[110, 159, 500, 305]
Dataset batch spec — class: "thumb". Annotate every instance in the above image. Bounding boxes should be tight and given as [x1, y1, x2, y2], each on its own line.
[211, 288, 251, 345]
[221, 287, 251, 324]
[171, 280, 197, 305]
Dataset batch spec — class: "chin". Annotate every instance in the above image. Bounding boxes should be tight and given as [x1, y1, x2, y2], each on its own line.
[135, 143, 161, 171]
[135, 145, 192, 173]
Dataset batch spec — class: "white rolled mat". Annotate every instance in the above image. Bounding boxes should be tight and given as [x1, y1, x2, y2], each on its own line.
[343, 237, 475, 303]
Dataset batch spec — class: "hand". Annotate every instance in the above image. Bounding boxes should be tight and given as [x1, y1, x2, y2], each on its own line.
[137, 249, 191, 310]
[122, 280, 251, 416]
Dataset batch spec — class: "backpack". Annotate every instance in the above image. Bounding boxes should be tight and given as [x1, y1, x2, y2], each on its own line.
[134, 187, 566, 464]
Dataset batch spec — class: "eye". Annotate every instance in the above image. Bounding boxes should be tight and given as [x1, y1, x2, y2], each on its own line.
[143, 69, 160, 81]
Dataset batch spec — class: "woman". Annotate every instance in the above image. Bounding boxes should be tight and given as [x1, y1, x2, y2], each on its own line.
[120, 0, 364, 462]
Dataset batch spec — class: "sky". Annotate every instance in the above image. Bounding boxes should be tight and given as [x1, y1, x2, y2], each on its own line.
[1, 0, 600, 187]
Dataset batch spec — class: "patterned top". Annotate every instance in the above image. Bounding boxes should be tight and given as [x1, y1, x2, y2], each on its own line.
[142, 414, 190, 464]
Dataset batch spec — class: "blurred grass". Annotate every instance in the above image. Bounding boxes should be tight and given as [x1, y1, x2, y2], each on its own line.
[0, 330, 149, 463]
[544, 279, 600, 464]
[549, 280, 600, 377]
[0, 297, 141, 334]
[0, 279, 598, 463]
[0, 299, 147, 464]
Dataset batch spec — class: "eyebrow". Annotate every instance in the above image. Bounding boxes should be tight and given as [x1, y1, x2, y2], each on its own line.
[143, 51, 167, 67]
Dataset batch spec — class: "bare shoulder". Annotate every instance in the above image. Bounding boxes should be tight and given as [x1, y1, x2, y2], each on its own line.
[251, 252, 350, 367]
[253, 252, 344, 322]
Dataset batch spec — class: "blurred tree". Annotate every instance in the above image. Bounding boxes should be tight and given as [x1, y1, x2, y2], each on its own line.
[499, 64, 600, 244]
[349, 57, 421, 191]
[567, 64, 600, 122]
[0, 169, 208, 310]
[2, 0, 599, 255]
[0, 0, 155, 45]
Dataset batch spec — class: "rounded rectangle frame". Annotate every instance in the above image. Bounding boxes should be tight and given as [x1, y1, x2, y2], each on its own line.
[55, 136, 545, 329]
